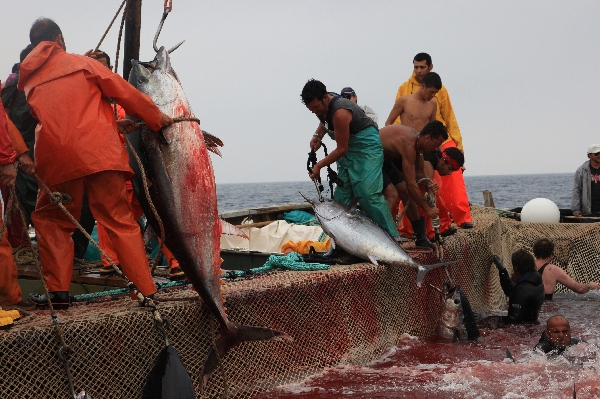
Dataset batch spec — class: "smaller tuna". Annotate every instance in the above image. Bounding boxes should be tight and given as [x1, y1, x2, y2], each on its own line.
[436, 283, 480, 341]
[300, 194, 452, 286]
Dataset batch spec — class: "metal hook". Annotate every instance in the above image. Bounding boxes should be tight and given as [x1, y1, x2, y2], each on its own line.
[312, 179, 324, 202]
[153, 7, 186, 54]
[154, 315, 171, 347]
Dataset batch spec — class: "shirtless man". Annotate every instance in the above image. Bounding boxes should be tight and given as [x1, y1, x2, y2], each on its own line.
[379, 120, 448, 248]
[384, 72, 441, 128]
[533, 238, 599, 300]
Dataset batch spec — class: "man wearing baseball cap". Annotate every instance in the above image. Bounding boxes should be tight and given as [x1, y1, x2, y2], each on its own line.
[571, 144, 600, 218]
[340, 87, 378, 126]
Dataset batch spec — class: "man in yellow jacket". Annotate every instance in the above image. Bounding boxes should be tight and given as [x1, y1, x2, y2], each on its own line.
[393, 52, 473, 230]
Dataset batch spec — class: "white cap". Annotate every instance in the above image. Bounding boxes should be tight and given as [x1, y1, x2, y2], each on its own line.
[587, 144, 600, 154]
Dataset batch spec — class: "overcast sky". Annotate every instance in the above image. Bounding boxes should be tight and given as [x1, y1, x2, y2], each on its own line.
[2, 1, 599, 184]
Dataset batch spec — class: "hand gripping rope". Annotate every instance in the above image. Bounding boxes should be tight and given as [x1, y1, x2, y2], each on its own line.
[417, 177, 453, 285]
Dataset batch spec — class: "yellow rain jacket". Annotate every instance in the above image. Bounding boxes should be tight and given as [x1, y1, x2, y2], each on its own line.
[393, 72, 463, 151]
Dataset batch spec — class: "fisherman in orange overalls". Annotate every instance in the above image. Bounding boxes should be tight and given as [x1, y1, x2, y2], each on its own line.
[89, 50, 184, 281]
[0, 89, 36, 310]
[19, 18, 174, 309]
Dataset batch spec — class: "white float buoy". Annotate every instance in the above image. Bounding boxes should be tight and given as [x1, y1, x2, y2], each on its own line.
[520, 198, 560, 223]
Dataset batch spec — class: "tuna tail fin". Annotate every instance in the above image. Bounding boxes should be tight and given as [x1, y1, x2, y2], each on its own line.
[457, 286, 481, 340]
[416, 261, 456, 287]
[200, 323, 292, 392]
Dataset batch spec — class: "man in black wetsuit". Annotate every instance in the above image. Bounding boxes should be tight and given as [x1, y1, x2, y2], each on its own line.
[535, 315, 583, 356]
[492, 250, 544, 323]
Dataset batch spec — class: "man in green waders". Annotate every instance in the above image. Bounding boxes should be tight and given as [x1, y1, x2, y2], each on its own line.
[302, 79, 399, 258]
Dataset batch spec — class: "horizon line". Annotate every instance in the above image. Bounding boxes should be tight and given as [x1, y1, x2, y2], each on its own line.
[216, 172, 574, 185]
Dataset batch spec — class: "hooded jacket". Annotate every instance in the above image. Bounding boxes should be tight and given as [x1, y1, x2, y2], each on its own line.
[0, 91, 17, 165]
[18, 41, 162, 186]
[394, 72, 463, 151]
[498, 268, 544, 324]
[571, 160, 593, 215]
[2, 75, 37, 159]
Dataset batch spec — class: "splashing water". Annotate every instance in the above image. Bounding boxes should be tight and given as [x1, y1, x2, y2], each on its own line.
[256, 292, 600, 399]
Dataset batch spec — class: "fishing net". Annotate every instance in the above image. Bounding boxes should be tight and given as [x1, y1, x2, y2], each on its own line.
[2, 205, 599, 398]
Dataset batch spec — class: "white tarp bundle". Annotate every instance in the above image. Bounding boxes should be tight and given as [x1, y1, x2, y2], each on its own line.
[220, 219, 324, 254]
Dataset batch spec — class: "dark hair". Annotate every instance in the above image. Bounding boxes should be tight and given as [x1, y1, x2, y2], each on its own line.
[421, 72, 442, 90]
[96, 51, 112, 68]
[30, 18, 62, 47]
[420, 120, 448, 141]
[301, 79, 327, 105]
[414, 52, 432, 66]
[511, 249, 536, 275]
[533, 238, 554, 259]
[443, 147, 464, 167]
[11, 63, 19, 73]
[20, 44, 34, 63]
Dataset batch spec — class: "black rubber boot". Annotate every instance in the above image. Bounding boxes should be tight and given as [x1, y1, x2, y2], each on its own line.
[410, 217, 436, 250]
[28, 291, 70, 310]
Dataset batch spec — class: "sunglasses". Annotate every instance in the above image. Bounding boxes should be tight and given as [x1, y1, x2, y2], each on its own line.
[593, 152, 600, 156]
[341, 94, 353, 99]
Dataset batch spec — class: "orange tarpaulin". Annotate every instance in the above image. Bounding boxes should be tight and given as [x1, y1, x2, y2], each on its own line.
[281, 238, 331, 255]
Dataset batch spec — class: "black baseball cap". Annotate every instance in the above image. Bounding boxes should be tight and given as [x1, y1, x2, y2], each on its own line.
[340, 87, 356, 96]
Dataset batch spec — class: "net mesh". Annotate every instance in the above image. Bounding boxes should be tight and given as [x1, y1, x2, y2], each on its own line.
[2, 205, 599, 398]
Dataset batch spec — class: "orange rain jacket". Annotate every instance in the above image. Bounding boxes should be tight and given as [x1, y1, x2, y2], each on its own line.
[0, 96, 22, 306]
[393, 72, 463, 151]
[18, 41, 163, 186]
[0, 92, 16, 165]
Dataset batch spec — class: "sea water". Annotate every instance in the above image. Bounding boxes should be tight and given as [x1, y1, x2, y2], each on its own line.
[216, 173, 574, 213]
[217, 173, 600, 398]
[254, 293, 600, 399]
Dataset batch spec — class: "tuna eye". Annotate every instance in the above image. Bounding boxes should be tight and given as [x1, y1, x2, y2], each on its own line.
[454, 298, 461, 305]
[138, 76, 148, 83]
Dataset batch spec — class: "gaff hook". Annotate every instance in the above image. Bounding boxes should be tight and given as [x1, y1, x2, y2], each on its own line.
[153, 6, 186, 54]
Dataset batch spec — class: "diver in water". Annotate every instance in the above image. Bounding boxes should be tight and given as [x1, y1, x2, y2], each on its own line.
[492, 250, 544, 324]
[535, 315, 584, 356]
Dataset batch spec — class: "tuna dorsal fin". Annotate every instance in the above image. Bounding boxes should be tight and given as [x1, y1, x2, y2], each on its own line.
[347, 197, 361, 211]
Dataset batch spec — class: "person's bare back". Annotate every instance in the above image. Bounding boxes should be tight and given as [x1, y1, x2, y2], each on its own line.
[380, 124, 419, 162]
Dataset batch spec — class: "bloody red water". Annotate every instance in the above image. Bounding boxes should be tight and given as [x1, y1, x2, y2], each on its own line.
[255, 293, 600, 399]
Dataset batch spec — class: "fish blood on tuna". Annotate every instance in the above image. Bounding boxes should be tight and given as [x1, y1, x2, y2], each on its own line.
[127, 46, 292, 392]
